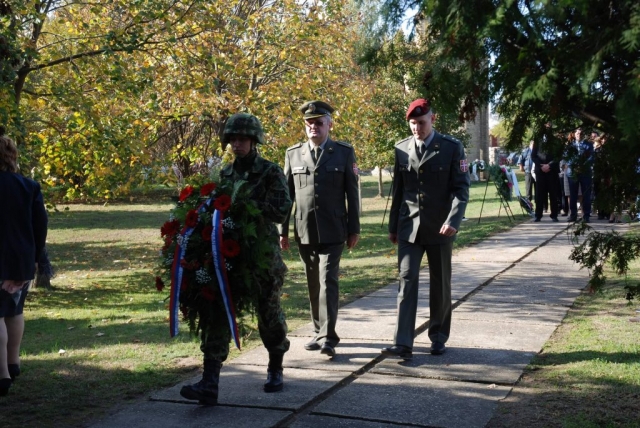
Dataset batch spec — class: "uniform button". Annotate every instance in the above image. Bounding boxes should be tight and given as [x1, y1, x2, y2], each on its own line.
[315, 194, 319, 198]
[419, 169, 423, 173]
[420, 181, 423, 185]
[315, 183, 318, 186]
[420, 206, 424, 210]
[420, 194, 424, 199]
[334, 167, 338, 171]
[315, 206, 319, 209]
[314, 172, 318, 176]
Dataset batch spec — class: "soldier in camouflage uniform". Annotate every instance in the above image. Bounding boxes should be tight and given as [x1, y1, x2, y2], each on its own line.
[180, 113, 292, 405]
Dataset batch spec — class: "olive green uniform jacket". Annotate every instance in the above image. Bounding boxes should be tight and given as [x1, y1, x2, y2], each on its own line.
[278, 138, 360, 243]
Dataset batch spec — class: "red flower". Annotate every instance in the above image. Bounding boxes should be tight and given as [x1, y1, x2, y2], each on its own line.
[201, 287, 215, 301]
[160, 219, 180, 237]
[179, 185, 194, 202]
[213, 194, 231, 212]
[155, 276, 165, 292]
[185, 210, 199, 227]
[200, 182, 217, 196]
[221, 239, 241, 258]
[202, 225, 213, 241]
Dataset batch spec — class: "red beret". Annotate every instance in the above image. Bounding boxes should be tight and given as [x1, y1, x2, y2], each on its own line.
[406, 98, 431, 120]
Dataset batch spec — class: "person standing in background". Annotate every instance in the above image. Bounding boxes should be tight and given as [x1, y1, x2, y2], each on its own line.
[532, 123, 561, 222]
[519, 140, 534, 202]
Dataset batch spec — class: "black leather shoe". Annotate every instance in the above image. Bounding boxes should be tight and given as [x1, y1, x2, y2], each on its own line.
[263, 369, 283, 393]
[381, 345, 413, 360]
[430, 341, 446, 355]
[304, 339, 321, 351]
[320, 343, 336, 357]
[534, 218, 541, 222]
[567, 216, 577, 222]
[551, 218, 559, 222]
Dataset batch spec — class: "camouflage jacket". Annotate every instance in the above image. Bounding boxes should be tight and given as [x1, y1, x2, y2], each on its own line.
[220, 153, 292, 278]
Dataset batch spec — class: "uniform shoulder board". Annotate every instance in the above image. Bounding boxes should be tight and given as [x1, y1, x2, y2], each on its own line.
[335, 140, 353, 148]
[395, 136, 413, 147]
[286, 142, 303, 151]
[441, 134, 462, 145]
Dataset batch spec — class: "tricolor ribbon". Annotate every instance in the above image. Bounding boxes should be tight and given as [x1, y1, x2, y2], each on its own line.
[169, 225, 195, 337]
[211, 209, 241, 350]
[169, 199, 210, 337]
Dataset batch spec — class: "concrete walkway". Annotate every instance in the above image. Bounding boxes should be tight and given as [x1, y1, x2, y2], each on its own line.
[91, 219, 625, 428]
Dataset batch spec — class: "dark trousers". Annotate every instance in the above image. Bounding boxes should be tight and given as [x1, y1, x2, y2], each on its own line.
[394, 240, 453, 348]
[534, 171, 559, 219]
[298, 242, 344, 346]
[568, 174, 593, 219]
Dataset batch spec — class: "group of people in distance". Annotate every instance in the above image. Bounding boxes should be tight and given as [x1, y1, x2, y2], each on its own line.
[179, 97, 470, 406]
[0, 98, 471, 406]
[520, 124, 614, 223]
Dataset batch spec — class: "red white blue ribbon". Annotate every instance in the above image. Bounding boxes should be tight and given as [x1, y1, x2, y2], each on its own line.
[169, 225, 195, 337]
[169, 199, 209, 337]
[211, 209, 241, 350]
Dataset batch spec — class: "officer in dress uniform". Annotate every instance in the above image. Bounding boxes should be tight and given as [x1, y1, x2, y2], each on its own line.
[382, 98, 469, 360]
[278, 101, 360, 358]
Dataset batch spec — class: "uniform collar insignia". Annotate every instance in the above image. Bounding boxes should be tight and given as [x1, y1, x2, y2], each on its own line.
[433, 142, 440, 151]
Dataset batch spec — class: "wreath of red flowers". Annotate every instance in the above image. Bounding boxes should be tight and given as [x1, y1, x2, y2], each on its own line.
[156, 179, 273, 340]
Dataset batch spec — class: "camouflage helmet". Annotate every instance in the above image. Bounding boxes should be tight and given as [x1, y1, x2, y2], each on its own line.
[221, 113, 265, 149]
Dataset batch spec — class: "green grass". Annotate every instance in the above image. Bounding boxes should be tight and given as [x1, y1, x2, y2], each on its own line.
[1, 175, 531, 427]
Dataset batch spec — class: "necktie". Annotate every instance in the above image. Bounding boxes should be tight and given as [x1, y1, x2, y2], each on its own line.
[313, 147, 322, 164]
[417, 144, 424, 159]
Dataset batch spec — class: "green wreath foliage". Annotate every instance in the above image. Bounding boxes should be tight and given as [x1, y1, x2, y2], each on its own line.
[156, 178, 276, 340]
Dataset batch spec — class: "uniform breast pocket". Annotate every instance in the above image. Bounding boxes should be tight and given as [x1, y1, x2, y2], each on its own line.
[293, 166, 308, 188]
[430, 163, 449, 180]
[326, 164, 344, 186]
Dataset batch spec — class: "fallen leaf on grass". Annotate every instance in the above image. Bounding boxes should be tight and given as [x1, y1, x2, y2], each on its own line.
[96, 332, 105, 337]
[67, 327, 75, 330]
[59, 349, 66, 355]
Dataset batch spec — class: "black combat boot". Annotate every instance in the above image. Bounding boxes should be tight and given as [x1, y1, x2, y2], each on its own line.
[264, 353, 284, 393]
[180, 358, 221, 405]
[8, 364, 20, 381]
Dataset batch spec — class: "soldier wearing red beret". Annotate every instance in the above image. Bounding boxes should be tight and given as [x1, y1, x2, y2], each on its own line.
[382, 99, 470, 360]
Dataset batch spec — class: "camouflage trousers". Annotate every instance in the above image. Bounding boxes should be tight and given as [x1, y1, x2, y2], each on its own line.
[201, 275, 290, 362]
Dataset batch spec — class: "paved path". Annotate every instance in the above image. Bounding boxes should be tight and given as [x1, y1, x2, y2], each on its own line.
[91, 219, 625, 428]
